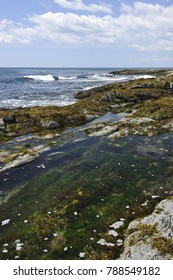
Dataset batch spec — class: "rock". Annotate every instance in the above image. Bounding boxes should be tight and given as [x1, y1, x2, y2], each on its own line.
[0, 153, 39, 172]
[3, 115, 16, 125]
[0, 118, 5, 131]
[40, 119, 60, 129]
[119, 198, 173, 260]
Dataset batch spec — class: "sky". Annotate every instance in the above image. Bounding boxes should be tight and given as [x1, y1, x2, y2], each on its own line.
[0, 0, 173, 67]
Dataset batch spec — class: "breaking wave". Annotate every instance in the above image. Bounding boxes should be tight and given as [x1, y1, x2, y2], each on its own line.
[22, 73, 155, 83]
[23, 74, 57, 81]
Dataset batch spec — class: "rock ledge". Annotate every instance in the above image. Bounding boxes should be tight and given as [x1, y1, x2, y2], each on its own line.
[119, 198, 173, 260]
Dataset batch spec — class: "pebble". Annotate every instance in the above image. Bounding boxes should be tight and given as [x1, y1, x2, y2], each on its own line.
[109, 221, 124, 229]
[108, 230, 118, 237]
[1, 219, 10, 226]
[152, 195, 160, 199]
[79, 252, 85, 258]
[97, 239, 115, 247]
[2, 249, 8, 253]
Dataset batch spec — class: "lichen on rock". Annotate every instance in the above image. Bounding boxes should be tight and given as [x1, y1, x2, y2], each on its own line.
[119, 198, 173, 260]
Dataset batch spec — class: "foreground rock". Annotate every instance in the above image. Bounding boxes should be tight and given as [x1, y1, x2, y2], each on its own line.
[119, 198, 173, 260]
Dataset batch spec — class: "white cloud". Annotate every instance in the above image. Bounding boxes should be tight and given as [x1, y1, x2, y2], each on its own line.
[29, 12, 117, 44]
[0, 19, 37, 44]
[54, 0, 113, 14]
[0, 1, 173, 52]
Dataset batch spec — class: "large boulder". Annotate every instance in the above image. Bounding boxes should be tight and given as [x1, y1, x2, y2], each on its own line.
[119, 198, 173, 260]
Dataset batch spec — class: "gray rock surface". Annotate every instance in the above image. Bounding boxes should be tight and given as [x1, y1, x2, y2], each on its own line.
[119, 198, 173, 260]
[0, 118, 5, 131]
[40, 119, 60, 129]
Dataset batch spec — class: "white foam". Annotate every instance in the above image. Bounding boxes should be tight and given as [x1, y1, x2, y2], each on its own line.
[133, 75, 155, 80]
[23, 74, 55, 81]
[59, 76, 77, 80]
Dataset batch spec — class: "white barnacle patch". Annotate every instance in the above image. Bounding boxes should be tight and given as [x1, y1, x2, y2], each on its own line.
[1, 219, 10, 226]
[53, 233, 58, 237]
[64, 247, 68, 251]
[74, 212, 78, 216]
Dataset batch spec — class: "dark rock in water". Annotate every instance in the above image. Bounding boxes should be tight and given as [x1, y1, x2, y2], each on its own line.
[40, 119, 60, 129]
[53, 76, 59, 80]
[3, 115, 16, 125]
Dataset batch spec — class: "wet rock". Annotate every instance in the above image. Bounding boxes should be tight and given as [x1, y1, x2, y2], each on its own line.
[40, 119, 60, 129]
[0, 118, 5, 131]
[119, 198, 173, 260]
[0, 153, 39, 172]
[3, 115, 16, 125]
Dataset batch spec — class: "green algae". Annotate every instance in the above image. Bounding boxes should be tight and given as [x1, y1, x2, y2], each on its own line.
[0, 133, 173, 260]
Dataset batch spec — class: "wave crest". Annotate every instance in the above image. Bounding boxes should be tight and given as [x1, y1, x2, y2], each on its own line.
[23, 74, 56, 81]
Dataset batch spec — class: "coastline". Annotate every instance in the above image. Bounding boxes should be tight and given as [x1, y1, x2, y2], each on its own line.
[0, 69, 173, 260]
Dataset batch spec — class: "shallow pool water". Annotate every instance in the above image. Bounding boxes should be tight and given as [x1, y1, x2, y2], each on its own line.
[0, 131, 173, 259]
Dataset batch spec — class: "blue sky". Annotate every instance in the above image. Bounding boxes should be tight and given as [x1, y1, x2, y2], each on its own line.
[0, 0, 173, 67]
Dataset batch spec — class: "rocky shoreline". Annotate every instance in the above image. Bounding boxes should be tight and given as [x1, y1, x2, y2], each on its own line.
[1, 69, 173, 260]
[1, 69, 173, 172]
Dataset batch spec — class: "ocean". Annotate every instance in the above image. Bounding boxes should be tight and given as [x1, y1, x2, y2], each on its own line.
[0, 68, 154, 109]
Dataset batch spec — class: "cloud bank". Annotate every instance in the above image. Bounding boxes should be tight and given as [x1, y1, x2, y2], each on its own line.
[54, 0, 113, 14]
[0, 1, 173, 51]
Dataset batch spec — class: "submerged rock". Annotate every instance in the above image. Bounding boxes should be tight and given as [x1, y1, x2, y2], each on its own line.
[119, 198, 173, 260]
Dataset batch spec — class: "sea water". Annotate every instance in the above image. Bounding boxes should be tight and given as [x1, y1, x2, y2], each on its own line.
[0, 68, 154, 108]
